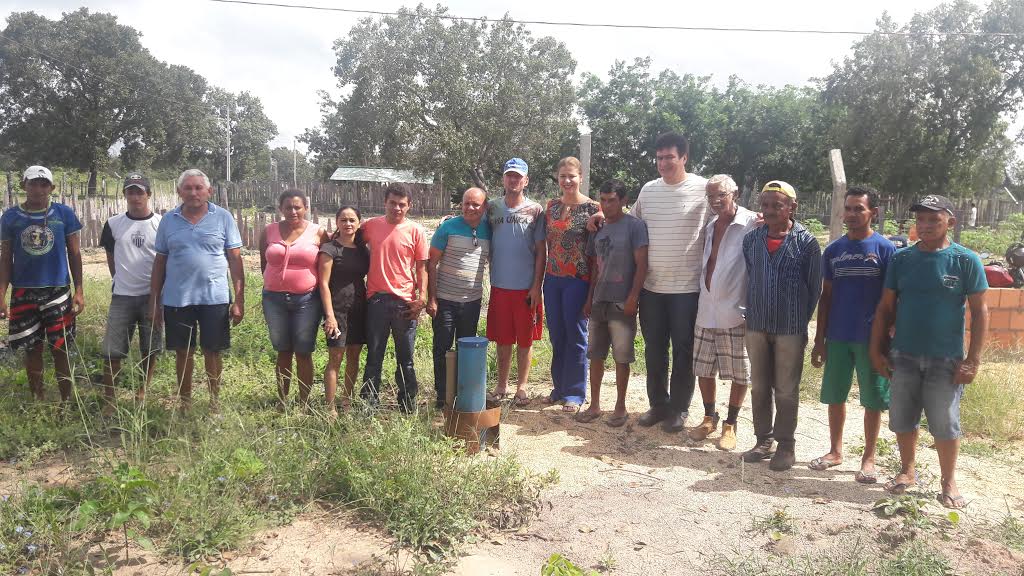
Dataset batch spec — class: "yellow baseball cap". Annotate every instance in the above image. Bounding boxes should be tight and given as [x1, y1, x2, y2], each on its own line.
[761, 180, 796, 199]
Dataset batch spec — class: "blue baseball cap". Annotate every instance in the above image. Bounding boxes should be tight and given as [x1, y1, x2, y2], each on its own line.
[503, 158, 528, 176]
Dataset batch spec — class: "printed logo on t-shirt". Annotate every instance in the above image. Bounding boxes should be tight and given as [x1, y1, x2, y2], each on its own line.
[942, 274, 960, 289]
[131, 230, 146, 248]
[20, 224, 54, 256]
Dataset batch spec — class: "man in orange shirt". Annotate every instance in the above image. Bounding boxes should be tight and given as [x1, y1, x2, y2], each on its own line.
[360, 184, 430, 412]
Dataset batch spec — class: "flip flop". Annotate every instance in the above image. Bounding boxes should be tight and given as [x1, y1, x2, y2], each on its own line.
[605, 413, 628, 428]
[575, 410, 602, 423]
[883, 472, 919, 495]
[937, 493, 967, 510]
[542, 394, 560, 405]
[562, 402, 581, 413]
[808, 456, 843, 471]
[512, 391, 531, 407]
[487, 391, 509, 403]
[854, 469, 878, 484]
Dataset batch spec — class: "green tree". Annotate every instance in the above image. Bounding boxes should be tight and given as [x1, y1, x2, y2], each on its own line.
[0, 9, 166, 192]
[822, 0, 1024, 199]
[304, 4, 577, 194]
[270, 146, 313, 183]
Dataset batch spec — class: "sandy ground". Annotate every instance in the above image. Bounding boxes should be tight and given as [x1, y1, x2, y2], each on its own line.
[59, 249, 1024, 574]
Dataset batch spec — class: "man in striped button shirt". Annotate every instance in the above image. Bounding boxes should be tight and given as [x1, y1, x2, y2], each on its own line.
[427, 187, 491, 408]
[741, 180, 822, 471]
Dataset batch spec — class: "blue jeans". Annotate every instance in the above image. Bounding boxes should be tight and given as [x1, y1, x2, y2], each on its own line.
[362, 293, 418, 411]
[888, 350, 963, 440]
[543, 274, 589, 405]
[262, 290, 322, 354]
[639, 290, 699, 416]
[431, 298, 482, 406]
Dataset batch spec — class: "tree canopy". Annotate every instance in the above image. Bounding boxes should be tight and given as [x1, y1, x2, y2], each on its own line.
[303, 4, 577, 195]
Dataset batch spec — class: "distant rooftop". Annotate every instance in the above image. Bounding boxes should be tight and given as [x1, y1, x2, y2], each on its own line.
[328, 166, 433, 185]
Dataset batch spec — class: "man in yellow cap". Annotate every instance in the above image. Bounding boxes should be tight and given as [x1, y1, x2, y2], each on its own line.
[740, 180, 822, 471]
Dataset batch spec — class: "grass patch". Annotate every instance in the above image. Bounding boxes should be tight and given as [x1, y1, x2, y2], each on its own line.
[877, 540, 951, 576]
[0, 271, 551, 572]
[961, 362, 1024, 441]
[749, 507, 797, 538]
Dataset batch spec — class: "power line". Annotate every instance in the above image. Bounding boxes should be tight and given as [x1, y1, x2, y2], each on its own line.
[209, 0, 1024, 37]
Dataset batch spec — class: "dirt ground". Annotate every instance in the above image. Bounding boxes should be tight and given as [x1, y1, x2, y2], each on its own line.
[43, 250, 1023, 574]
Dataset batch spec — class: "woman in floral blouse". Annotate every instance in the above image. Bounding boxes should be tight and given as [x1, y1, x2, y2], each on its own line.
[542, 157, 600, 411]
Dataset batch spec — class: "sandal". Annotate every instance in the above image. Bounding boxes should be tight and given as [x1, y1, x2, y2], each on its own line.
[512, 390, 531, 407]
[562, 402, 580, 413]
[937, 492, 967, 510]
[808, 456, 843, 471]
[542, 394, 560, 405]
[606, 413, 628, 428]
[883, 472, 919, 495]
[854, 469, 878, 484]
[575, 410, 602, 423]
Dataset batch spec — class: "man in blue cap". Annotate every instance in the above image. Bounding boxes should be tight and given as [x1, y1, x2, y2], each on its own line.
[485, 158, 546, 406]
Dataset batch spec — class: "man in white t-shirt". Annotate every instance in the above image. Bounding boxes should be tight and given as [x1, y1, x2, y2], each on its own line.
[99, 173, 162, 410]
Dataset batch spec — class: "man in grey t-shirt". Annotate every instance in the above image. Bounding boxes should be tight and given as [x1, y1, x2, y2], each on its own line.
[576, 179, 649, 426]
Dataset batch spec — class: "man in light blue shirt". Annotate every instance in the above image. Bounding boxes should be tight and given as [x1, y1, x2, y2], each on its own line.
[150, 169, 245, 411]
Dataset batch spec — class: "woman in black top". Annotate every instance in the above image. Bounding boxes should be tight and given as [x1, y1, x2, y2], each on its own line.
[317, 206, 370, 415]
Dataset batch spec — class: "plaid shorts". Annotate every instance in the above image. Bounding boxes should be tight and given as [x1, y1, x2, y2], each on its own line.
[7, 286, 76, 351]
[693, 324, 750, 385]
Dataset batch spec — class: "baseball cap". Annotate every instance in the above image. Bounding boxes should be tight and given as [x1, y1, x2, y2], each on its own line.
[910, 194, 955, 216]
[123, 173, 151, 193]
[761, 180, 796, 199]
[503, 158, 528, 176]
[22, 165, 53, 184]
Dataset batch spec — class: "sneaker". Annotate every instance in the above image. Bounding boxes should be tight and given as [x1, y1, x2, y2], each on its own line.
[718, 422, 737, 451]
[687, 414, 720, 441]
[769, 445, 796, 471]
[741, 439, 776, 463]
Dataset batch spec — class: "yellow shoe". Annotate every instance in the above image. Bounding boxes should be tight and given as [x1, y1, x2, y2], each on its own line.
[718, 422, 737, 451]
[687, 415, 717, 441]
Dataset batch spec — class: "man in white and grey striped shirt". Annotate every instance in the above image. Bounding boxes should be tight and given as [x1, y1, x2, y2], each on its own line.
[629, 133, 710, 432]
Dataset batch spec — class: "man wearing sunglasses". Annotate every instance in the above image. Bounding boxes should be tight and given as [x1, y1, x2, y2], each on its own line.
[427, 187, 491, 409]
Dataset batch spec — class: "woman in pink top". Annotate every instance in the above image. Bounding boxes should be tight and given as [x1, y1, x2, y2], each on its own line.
[259, 189, 329, 409]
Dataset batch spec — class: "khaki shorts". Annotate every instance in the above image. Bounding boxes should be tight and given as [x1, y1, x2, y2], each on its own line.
[587, 301, 637, 364]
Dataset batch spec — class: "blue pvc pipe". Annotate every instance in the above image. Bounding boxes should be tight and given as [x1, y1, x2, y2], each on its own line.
[455, 336, 489, 412]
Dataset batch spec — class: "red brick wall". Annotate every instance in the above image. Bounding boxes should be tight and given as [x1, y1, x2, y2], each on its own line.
[966, 288, 1024, 350]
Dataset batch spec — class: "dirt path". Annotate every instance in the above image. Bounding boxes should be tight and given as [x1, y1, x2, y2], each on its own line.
[194, 374, 1023, 576]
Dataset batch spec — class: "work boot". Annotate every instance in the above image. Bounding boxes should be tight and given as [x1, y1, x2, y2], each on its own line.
[662, 411, 686, 433]
[718, 422, 738, 451]
[769, 444, 796, 471]
[637, 409, 665, 427]
[688, 413, 720, 441]
[742, 438, 776, 463]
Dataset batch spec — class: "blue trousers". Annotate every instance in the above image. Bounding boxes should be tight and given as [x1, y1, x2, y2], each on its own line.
[431, 298, 482, 406]
[543, 274, 589, 405]
[362, 293, 418, 411]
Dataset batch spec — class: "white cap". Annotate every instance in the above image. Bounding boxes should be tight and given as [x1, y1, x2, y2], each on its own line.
[22, 166, 53, 184]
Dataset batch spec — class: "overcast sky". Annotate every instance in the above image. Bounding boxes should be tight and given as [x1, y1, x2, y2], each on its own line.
[2, 0, 983, 154]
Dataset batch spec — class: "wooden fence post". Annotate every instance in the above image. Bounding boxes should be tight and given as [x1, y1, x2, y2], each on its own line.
[828, 149, 847, 242]
[581, 132, 592, 198]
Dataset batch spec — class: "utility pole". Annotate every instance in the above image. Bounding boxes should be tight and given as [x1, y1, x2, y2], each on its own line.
[225, 108, 232, 182]
[293, 137, 298, 186]
[580, 132, 592, 198]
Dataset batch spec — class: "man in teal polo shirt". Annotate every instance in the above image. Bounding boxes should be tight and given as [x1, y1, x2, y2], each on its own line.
[870, 194, 988, 509]
[150, 169, 245, 411]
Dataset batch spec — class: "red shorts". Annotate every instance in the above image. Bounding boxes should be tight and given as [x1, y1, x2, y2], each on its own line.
[486, 287, 543, 347]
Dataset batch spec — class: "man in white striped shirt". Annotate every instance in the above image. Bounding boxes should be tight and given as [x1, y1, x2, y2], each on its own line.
[631, 133, 710, 432]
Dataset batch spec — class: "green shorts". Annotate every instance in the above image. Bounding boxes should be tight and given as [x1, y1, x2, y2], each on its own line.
[820, 340, 890, 411]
